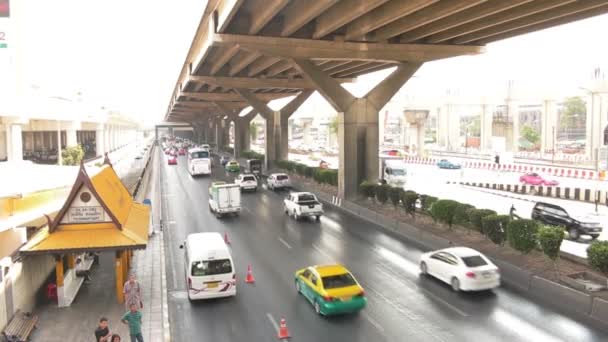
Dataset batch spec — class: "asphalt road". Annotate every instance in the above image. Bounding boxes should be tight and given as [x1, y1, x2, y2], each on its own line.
[159, 150, 608, 342]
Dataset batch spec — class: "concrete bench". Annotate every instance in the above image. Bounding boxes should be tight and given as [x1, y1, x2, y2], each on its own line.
[2, 310, 39, 342]
[60, 256, 95, 307]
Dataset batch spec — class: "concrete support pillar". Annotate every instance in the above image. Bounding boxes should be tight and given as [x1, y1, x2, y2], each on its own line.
[480, 103, 493, 152]
[302, 120, 313, 146]
[6, 124, 23, 162]
[293, 59, 421, 199]
[66, 129, 78, 148]
[96, 124, 105, 157]
[437, 102, 460, 150]
[234, 110, 254, 158]
[55, 255, 65, 306]
[540, 100, 558, 154]
[508, 99, 519, 152]
[585, 90, 608, 160]
[235, 89, 313, 167]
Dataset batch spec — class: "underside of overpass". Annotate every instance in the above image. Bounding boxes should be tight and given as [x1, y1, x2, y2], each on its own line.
[164, 0, 608, 199]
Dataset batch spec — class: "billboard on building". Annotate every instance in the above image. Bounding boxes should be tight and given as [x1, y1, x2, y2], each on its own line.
[0, 0, 9, 18]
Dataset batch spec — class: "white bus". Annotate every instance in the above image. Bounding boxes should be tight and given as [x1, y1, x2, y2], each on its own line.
[187, 147, 212, 176]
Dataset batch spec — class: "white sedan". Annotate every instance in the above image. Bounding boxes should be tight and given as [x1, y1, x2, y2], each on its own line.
[419, 247, 500, 292]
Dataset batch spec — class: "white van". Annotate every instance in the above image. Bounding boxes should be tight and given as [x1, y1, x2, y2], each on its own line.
[179, 232, 236, 301]
[188, 147, 212, 176]
[382, 159, 407, 186]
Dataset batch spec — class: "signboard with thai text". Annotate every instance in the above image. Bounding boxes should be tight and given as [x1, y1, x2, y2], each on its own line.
[67, 206, 104, 223]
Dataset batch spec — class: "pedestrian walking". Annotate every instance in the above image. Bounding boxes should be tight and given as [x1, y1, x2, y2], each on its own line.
[123, 273, 142, 310]
[122, 303, 144, 342]
[94, 317, 111, 342]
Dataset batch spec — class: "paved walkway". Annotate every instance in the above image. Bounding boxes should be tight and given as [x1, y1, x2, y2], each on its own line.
[31, 146, 169, 341]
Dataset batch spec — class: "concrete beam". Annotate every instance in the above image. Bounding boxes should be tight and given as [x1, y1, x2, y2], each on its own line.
[345, 0, 435, 41]
[213, 34, 484, 63]
[247, 0, 289, 35]
[366, 63, 422, 109]
[373, 0, 486, 41]
[216, 0, 244, 33]
[426, 0, 574, 43]
[266, 60, 293, 77]
[398, 0, 533, 43]
[334, 62, 392, 78]
[280, 0, 339, 36]
[452, 1, 608, 44]
[248, 57, 282, 76]
[291, 59, 355, 112]
[313, 0, 388, 39]
[234, 89, 274, 119]
[229, 51, 262, 76]
[188, 75, 354, 89]
[180, 92, 288, 102]
[210, 45, 240, 75]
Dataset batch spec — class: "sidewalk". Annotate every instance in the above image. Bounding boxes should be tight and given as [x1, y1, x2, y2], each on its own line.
[31, 146, 169, 342]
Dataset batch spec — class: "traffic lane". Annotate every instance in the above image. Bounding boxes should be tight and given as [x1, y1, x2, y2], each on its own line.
[163, 156, 385, 342]
[162, 157, 280, 342]
[241, 183, 599, 341]
[308, 207, 606, 342]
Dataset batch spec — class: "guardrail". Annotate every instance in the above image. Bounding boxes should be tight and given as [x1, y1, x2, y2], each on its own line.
[132, 145, 155, 198]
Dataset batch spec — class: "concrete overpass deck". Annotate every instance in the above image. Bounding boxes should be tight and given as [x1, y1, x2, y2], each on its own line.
[165, 0, 608, 199]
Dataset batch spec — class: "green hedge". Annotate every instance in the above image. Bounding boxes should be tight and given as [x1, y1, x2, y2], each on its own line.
[359, 181, 376, 199]
[401, 191, 418, 215]
[507, 219, 540, 254]
[375, 184, 390, 204]
[453, 204, 475, 226]
[314, 168, 338, 186]
[421, 195, 438, 212]
[468, 209, 497, 232]
[587, 241, 608, 275]
[388, 187, 403, 207]
[481, 215, 511, 245]
[242, 150, 264, 161]
[275, 160, 336, 186]
[430, 199, 460, 227]
[538, 225, 565, 262]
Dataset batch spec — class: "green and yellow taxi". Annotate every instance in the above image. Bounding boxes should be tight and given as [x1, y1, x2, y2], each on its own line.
[225, 160, 241, 172]
[294, 264, 366, 316]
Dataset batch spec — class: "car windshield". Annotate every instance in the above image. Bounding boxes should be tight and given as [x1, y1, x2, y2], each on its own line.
[298, 194, 316, 202]
[191, 259, 232, 276]
[243, 176, 255, 181]
[392, 169, 406, 176]
[277, 175, 289, 180]
[322, 273, 357, 289]
[461, 255, 488, 267]
[190, 151, 209, 158]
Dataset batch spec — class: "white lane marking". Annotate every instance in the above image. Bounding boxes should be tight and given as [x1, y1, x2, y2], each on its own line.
[417, 286, 469, 317]
[492, 308, 564, 342]
[361, 311, 386, 335]
[278, 237, 292, 249]
[167, 220, 177, 225]
[312, 243, 333, 260]
[266, 313, 279, 333]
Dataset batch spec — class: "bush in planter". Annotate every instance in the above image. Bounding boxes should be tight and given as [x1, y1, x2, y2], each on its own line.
[468, 209, 497, 233]
[295, 163, 307, 176]
[587, 240, 608, 277]
[453, 203, 475, 226]
[430, 199, 460, 228]
[538, 225, 565, 276]
[507, 219, 540, 254]
[401, 191, 418, 215]
[304, 166, 316, 178]
[388, 187, 403, 207]
[375, 184, 390, 205]
[421, 195, 438, 212]
[481, 215, 511, 245]
[359, 181, 376, 199]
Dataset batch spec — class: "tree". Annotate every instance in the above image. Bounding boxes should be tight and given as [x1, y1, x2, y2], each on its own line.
[560, 96, 586, 129]
[430, 199, 460, 229]
[507, 219, 540, 254]
[61, 145, 85, 166]
[587, 241, 608, 284]
[468, 116, 481, 137]
[329, 116, 338, 135]
[250, 122, 258, 141]
[520, 124, 540, 146]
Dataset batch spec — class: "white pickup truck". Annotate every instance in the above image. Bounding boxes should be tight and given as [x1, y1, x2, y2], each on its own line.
[283, 192, 324, 221]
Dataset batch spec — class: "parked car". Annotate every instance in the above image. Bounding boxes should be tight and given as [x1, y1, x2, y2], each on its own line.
[437, 159, 461, 169]
[267, 173, 290, 190]
[284, 192, 323, 221]
[294, 264, 366, 316]
[168, 155, 177, 165]
[225, 160, 241, 172]
[419, 247, 500, 292]
[531, 202, 602, 240]
[234, 174, 258, 192]
[519, 172, 559, 186]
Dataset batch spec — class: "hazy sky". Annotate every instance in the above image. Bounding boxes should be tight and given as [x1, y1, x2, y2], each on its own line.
[10, 1, 608, 123]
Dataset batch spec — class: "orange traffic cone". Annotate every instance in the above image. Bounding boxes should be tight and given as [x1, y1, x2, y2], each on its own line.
[245, 264, 255, 284]
[277, 317, 290, 339]
[224, 232, 231, 245]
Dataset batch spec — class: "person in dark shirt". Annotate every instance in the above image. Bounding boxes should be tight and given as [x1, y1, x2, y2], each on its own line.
[95, 317, 111, 342]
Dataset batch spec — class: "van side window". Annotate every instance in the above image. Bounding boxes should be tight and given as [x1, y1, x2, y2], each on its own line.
[386, 167, 391, 175]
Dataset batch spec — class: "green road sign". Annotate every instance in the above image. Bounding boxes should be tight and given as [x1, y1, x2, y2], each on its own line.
[0, 43, 7, 48]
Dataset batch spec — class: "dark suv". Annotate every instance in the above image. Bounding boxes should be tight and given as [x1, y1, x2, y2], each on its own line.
[531, 202, 602, 240]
